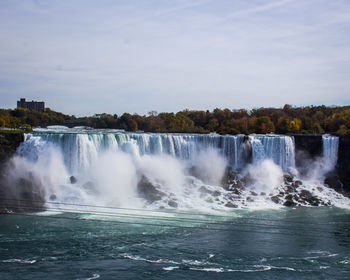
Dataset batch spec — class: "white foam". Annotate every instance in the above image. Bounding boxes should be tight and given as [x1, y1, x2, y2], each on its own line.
[2, 259, 36, 264]
[162, 266, 179, 271]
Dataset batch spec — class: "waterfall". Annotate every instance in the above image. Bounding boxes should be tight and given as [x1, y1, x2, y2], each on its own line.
[22, 132, 250, 173]
[7, 127, 348, 210]
[21, 131, 298, 173]
[250, 134, 295, 172]
[322, 135, 339, 171]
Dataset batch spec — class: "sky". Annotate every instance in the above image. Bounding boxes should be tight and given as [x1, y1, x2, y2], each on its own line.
[0, 0, 350, 116]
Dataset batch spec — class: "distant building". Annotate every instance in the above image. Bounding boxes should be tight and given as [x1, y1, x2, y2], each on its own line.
[17, 98, 45, 112]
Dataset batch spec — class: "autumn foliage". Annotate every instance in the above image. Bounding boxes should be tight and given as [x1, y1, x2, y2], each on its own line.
[1, 105, 349, 135]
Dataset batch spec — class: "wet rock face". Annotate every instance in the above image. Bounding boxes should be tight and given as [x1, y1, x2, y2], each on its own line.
[221, 167, 237, 190]
[168, 200, 178, 208]
[225, 201, 238, 208]
[0, 173, 46, 213]
[70, 176, 78, 184]
[220, 166, 338, 208]
[137, 175, 166, 203]
[0, 132, 24, 166]
[324, 175, 342, 189]
[284, 174, 294, 184]
[337, 135, 350, 193]
[292, 134, 350, 195]
[284, 200, 296, 207]
[271, 196, 280, 204]
[298, 190, 320, 206]
[293, 135, 323, 160]
[0, 132, 46, 213]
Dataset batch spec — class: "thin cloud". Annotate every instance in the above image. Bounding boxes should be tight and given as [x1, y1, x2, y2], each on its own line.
[0, 0, 349, 116]
[223, 0, 293, 19]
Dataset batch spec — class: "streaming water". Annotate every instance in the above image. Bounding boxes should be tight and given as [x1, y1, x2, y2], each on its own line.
[322, 134, 339, 172]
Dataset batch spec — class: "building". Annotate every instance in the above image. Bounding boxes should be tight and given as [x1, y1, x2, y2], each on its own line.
[17, 98, 45, 112]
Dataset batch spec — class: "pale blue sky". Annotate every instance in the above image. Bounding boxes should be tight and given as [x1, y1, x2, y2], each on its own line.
[0, 0, 349, 116]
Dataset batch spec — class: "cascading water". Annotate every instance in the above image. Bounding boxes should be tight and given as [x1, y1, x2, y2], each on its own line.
[22, 132, 249, 173]
[322, 134, 339, 172]
[250, 134, 295, 172]
[5, 127, 349, 210]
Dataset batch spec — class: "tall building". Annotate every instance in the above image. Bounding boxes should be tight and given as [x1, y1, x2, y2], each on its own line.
[17, 98, 45, 112]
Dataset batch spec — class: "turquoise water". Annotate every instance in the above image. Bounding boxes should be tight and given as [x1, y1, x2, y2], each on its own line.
[1, 207, 350, 279]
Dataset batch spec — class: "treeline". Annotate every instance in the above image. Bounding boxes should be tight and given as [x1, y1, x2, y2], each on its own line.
[0, 108, 76, 131]
[1, 105, 350, 135]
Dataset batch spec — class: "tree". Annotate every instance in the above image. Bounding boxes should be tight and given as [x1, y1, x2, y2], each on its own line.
[276, 117, 289, 134]
[336, 125, 348, 136]
[0, 116, 5, 127]
[256, 116, 275, 133]
[25, 115, 39, 127]
[128, 119, 138, 131]
[288, 118, 301, 133]
[206, 118, 219, 132]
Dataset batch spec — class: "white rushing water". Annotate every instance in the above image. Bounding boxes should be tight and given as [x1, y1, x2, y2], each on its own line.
[322, 134, 339, 172]
[250, 134, 295, 173]
[6, 127, 349, 210]
[21, 132, 250, 173]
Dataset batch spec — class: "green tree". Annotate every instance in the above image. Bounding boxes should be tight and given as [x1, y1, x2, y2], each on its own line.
[256, 116, 275, 133]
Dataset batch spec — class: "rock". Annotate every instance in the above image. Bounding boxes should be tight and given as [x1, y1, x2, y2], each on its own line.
[271, 195, 280, 204]
[70, 176, 77, 184]
[49, 194, 57, 201]
[232, 188, 241, 195]
[168, 200, 178, 208]
[284, 185, 296, 193]
[246, 196, 254, 202]
[225, 202, 238, 208]
[198, 186, 213, 197]
[283, 174, 293, 184]
[242, 173, 255, 186]
[260, 192, 266, 196]
[199, 186, 221, 197]
[137, 175, 165, 203]
[0, 175, 46, 213]
[250, 191, 258, 196]
[324, 175, 343, 193]
[295, 180, 302, 187]
[229, 181, 244, 191]
[299, 190, 320, 206]
[284, 200, 296, 207]
[212, 190, 221, 197]
[221, 167, 237, 190]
